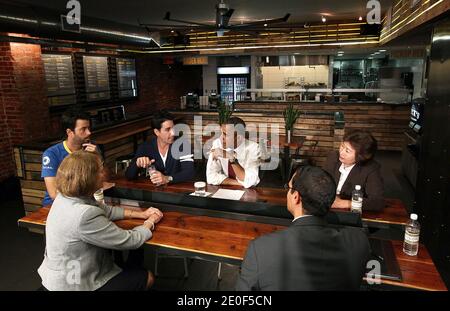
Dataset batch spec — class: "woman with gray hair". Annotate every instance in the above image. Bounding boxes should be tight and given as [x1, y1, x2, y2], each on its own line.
[38, 151, 163, 291]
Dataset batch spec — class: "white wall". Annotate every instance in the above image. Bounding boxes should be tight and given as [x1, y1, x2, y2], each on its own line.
[261, 65, 329, 88]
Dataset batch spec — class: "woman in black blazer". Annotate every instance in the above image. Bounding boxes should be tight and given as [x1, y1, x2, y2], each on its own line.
[324, 130, 384, 211]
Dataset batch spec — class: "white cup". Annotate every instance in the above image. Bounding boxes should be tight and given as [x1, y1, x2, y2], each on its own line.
[194, 181, 206, 196]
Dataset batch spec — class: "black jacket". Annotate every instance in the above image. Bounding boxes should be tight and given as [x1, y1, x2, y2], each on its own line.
[125, 137, 194, 183]
[235, 216, 370, 291]
[324, 151, 385, 211]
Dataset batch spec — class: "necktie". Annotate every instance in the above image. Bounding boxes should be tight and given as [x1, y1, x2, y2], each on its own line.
[228, 161, 236, 179]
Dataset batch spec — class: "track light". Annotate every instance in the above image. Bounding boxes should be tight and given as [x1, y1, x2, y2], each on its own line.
[321, 16, 326, 23]
[358, 16, 363, 21]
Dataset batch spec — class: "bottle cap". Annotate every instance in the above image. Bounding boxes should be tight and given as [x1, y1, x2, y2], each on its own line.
[355, 185, 361, 190]
[410, 213, 418, 220]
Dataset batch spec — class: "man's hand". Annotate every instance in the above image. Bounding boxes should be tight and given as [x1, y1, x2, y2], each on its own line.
[136, 157, 155, 168]
[82, 143, 97, 153]
[150, 171, 169, 185]
[331, 197, 351, 209]
[211, 148, 235, 160]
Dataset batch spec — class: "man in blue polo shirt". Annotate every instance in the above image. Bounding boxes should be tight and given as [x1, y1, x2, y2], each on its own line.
[41, 107, 97, 206]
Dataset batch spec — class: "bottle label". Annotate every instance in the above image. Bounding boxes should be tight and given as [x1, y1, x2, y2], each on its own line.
[404, 232, 420, 244]
[351, 200, 362, 208]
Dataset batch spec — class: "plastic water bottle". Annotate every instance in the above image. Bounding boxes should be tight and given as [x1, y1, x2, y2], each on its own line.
[351, 185, 363, 213]
[403, 214, 420, 256]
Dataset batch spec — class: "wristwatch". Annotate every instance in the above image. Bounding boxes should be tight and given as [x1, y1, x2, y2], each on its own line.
[167, 176, 173, 182]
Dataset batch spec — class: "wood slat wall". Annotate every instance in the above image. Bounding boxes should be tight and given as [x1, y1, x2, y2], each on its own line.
[234, 102, 411, 151]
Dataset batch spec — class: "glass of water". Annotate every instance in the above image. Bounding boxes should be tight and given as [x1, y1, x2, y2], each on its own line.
[194, 181, 206, 196]
[147, 164, 161, 186]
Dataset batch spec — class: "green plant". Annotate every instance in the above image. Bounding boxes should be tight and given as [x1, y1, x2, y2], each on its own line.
[217, 100, 233, 125]
[283, 103, 301, 131]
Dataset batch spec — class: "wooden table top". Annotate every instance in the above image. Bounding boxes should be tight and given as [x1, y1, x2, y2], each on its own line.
[109, 177, 409, 226]
[18, 206, 447, 291]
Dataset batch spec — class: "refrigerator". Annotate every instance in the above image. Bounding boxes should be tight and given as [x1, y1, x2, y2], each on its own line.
[218, 75, 250, 103]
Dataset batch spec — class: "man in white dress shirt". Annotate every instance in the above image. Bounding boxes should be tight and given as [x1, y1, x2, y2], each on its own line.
[206, 117, 261, 188]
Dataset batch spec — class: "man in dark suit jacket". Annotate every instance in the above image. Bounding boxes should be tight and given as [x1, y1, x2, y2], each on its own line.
[125, 110, 194, 184]
[236, 166, 370, 291]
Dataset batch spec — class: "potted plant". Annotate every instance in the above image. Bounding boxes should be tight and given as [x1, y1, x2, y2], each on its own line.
[217, 100, 233, 125]
[283, 103, 301, 143]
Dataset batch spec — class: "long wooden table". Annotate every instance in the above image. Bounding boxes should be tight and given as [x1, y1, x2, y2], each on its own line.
[18, 205, 447, 291]
[108, 177, 410, 227]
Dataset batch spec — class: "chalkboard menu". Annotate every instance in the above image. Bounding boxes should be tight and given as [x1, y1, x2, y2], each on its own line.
[116, 58, 137, 98]
[82, 56, 111, 101]
[42, 54, 76, 107]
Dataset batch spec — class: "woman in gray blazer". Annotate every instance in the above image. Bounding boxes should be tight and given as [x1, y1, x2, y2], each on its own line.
[37, 151, 163, 291]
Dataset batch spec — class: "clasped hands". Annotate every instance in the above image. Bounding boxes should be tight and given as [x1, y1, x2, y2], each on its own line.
[141, 207, 163, 231]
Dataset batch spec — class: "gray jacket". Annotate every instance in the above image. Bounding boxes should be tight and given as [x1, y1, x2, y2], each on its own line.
[38, 194, 152, 291]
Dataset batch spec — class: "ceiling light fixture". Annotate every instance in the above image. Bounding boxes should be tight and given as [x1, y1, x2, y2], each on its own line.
[264, 23, 268, 27]
[358, 16, 363, 21]
[321, 16, 326, 23]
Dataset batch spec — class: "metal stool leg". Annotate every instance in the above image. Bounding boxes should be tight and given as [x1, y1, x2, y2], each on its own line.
[217, 262, 222, 281]
[183, 257, 189, 279]
[154, 251, 159, 277]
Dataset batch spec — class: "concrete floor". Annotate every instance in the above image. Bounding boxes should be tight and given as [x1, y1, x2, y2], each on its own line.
[0, 150, 448, 291]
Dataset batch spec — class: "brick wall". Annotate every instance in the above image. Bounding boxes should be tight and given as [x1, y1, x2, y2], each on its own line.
[0, 46, 202, 183]
[129, 55, 202, 114]
[0, 41, 49, 182]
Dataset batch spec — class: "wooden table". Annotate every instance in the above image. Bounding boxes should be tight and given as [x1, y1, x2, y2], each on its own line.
[108, 177, 409, 227]
[17, 206, 447, 291]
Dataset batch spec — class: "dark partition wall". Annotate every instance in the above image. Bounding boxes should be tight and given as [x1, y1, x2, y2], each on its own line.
[415, 17, 450, 275]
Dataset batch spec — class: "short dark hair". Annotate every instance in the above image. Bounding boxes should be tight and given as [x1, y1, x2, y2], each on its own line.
[343, 130, 378, 164]
[151, 110, 174, 130]
[61, 107, 90, 136]
[291, 165, 336, 216]
[225, 117, 246, 128]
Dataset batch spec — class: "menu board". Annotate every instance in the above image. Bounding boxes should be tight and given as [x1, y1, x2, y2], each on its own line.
[42, 54, 76, 107]
[116, 58, 137, 98]
[83, 56, 111, 101]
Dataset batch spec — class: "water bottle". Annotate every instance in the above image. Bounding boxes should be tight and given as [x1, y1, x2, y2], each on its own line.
[351, 185, 363, 213]
[403, 214, 420, 256]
